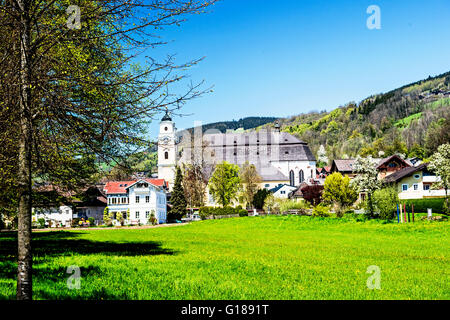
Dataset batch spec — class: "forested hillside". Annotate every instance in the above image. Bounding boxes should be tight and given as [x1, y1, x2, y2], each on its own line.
[181, 116, 279, 135]
[259, 71, 450, 165]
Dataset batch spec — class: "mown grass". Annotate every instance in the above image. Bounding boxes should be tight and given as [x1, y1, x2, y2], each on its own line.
[0, 216, 448, 300]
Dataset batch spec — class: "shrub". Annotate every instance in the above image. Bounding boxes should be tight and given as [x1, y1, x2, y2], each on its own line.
[38, 218, 46, 228]
[373, 187, 399, 220]
[103, 207, 111, 226]
[88, 217, 95, 226]
[116, 212, 124, 226]
[403, 198, 446, 214]
[312, 204, 331, 217]
[279, 199, 309, 214]
[198, 206, 247, 219]
[148, 211, 158, 226]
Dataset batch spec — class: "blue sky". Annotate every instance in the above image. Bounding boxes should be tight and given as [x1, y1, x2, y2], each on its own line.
[145, 0, 450, 135]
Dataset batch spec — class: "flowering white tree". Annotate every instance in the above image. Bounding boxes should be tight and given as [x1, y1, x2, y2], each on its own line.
[317, 145, 329, 166]
[428, 144, 450, 213]
[351, 156, 381, 217]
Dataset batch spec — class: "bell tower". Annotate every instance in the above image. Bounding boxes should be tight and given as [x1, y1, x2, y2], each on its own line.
[158, 110, 177, 190]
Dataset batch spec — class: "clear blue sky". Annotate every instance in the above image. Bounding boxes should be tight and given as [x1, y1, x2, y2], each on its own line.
[145, 0, 450, 136]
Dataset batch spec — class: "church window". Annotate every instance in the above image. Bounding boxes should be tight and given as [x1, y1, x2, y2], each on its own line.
[165, 152, 169, 160]
[289, 170, 295, 186]
[299, 170, 304, 183]
[164, 127, 168, 131]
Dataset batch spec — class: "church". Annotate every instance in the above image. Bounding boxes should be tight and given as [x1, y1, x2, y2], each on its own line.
[157, 112, 317, 197]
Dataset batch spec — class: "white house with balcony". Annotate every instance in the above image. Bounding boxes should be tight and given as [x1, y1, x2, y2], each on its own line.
[104, 179, 168, 225]
[384, 163, 446, 200]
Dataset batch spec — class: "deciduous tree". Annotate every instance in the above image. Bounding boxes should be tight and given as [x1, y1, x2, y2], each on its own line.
[323, 172, 357, 217]
[208, 162, 240, 207]
[239, 162, 261, 208]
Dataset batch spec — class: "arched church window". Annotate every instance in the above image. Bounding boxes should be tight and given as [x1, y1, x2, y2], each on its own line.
[165, 151, 169, 160]
[164, 127, 168, 131]
[299, 170, 304, 184]
[289, 170, 295, 187]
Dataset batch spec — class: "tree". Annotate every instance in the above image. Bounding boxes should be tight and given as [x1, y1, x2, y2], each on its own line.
[208, 162, 241, 207]
[170, 167, 187, 220]
[373, 187, 399, 220]
[352, 156, 381, 217]
[252, 189, 271, 210]
[317, 145, 329, 167]
[263, 194, 280, 214]
[322, 173, 357, 217]
[182, 163, 207, 209]
[425, 117, 450, 156]
[2, 0, 217, 300]
[239, 162, 262, 208]
[428, 143, 450, 213]
[301, 184, 324, 206]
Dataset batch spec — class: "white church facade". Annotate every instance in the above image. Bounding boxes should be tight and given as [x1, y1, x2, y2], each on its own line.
[157, 112, 317, 196]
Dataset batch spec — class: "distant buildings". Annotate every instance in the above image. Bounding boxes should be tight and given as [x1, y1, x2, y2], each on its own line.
[32, 179, 169, 227]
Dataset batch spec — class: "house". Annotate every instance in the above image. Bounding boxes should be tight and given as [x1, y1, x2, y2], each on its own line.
[269, 184, 298, 199]
[104, 179, 168, 225]
[32, 187, 75, 228]
[330, 159, 359, 178]
[376, 155, 412, 180]
[73, 187, 107, 225]
[316, 166, 331, 179]
[383, 163, 446, 200]
[331, 155, 412, 179]
[33, 204, 73, 228]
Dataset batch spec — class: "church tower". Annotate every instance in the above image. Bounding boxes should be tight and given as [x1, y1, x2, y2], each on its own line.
[158, 111, 177, 190]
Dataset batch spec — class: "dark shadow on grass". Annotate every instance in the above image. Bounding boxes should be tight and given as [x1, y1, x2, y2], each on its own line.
[0, 230, 177, 299]
[0, 231, 177, 258]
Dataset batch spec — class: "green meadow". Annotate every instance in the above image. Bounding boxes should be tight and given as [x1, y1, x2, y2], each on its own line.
[0, 216, 449, 300]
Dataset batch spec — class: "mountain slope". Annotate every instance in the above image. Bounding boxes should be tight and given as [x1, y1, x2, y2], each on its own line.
[259, 71, 450, 164]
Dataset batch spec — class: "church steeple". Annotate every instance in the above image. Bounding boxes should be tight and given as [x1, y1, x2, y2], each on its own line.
[158, 110, 177, 190]
[161, 109, 172, 122]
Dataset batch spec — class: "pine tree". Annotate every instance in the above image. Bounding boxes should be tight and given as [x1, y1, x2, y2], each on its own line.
[170, 167, 187, 220]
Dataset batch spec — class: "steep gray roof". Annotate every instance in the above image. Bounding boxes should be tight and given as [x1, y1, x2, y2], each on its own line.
[200, 131, 316, 162]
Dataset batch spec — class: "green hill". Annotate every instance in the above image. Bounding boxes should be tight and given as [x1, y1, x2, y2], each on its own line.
[259, 71, 450, 164]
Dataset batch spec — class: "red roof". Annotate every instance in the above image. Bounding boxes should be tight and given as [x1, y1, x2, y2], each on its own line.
[104, 179, 167, 195]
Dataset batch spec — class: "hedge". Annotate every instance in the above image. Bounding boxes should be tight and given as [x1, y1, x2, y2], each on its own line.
[402, 198, 446, 214]
[199, 207, 248, 219]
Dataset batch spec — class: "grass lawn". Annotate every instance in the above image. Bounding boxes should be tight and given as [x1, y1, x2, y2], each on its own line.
[0, 215, 449, 300]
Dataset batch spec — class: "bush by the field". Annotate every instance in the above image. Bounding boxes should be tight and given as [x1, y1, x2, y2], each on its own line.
[403, 198, 446, 214]
[199, 206, 248, 219]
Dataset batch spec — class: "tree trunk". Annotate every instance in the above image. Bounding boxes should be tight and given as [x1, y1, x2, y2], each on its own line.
[16, 0, 33, 300]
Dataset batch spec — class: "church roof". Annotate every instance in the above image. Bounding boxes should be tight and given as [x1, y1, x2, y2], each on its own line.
[161, 111, 172, 122]
[200, 131, 316, 162]
[104, 179, 167, 194]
